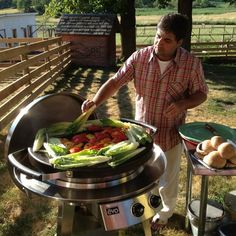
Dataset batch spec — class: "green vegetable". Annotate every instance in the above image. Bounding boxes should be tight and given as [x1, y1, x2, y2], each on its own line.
[108, 147, 146, 167]
[65, 105, 96, 134]
[32, 128, 46, 152]
[100, 118, 128, 128]
[128, 124, 152, 145]
[48, 137, 65, 146]
[51, 155, 111, 169]
[104, 140, 139, 156]
[65, 149, 98, 157]
[46, 122, 72, 137]
[96, 144, 114, 155]
[43, 142, 69, 158]
[78, 119, 103, 131]
[125, 127, 138, 143]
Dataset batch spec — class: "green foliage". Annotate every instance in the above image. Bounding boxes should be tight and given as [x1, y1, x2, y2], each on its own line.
[15, 0, 35, 12]
[153, 0, 171, 8]
[0, 0, 12, 9]
[32, 0, 50, 15]
[224, 0, 236, 5]
[45, 0, 120, 17]
[193, 0, 216, 8]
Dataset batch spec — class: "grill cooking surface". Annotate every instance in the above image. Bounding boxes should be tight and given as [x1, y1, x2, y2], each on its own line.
[6, 93, 167, 234]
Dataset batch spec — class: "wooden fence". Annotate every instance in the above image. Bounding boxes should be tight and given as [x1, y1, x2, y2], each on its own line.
[191, 41, 236, 58]
[116, 41, 236, 58]
[0, 36, 235, 130]
[0, 37, 71, 130]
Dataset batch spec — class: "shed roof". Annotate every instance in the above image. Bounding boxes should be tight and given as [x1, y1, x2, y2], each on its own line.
[55, 14, 117, 36]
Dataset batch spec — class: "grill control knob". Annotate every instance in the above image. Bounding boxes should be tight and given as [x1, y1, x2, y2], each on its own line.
[149, 194, 161, 208]
[131, 203, 145, 217]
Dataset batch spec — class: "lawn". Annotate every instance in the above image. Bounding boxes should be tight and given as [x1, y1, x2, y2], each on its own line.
[0, 61, 235, 236]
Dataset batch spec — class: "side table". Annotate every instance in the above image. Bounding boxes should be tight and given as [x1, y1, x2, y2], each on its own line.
[183, 140, 236, 236]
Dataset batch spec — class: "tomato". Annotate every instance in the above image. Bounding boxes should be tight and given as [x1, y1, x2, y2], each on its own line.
[69, 146, 82, 153]
[89, 144, 104, 150]
[87, 125, 103, 132]
[94, 132, 110, 140]
[72, 134, 89, 143]
[111, 130, 127, 140]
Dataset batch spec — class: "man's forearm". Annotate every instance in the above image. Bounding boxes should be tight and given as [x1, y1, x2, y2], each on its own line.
[92, 79, 119, 107]
[182, 91, 207, 110]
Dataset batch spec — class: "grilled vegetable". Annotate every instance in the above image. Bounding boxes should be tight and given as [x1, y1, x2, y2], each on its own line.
[100, 118, 129, 128]
[51, 154, 111, 169]
[104, 140, 139, 156]
[128, 123, 152, 145]
[108, 147, 146, 167]
[65, 105, 96, 134]
[46, 122, 72, 137]
[32, 128, 46, 152]
[32, 118, 154, 169]
[43, 142, 69, 159]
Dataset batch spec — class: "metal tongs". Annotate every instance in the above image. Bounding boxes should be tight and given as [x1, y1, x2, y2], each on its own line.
[204, 123, 236, 146]
[204, 123, 219, 136]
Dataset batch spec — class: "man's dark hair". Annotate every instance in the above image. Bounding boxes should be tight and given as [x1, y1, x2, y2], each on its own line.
[157, 13, 189, 41]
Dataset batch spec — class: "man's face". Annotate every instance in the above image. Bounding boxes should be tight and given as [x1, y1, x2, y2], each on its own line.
[154, 28, 183, 61]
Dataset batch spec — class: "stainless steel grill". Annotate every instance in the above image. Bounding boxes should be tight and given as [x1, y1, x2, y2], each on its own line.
[6, 93, 166, 236]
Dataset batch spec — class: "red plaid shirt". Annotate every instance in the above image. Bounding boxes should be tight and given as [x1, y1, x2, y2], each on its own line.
[112, 46, 208, 151]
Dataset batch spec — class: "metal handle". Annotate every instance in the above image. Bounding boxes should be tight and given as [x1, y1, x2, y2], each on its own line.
[204, 123, 219, 136]
[8, 149, 43, 180]
[120, 118, 158, 137]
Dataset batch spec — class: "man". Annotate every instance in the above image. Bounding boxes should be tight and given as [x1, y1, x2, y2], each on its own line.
[82, 13, 208, 231]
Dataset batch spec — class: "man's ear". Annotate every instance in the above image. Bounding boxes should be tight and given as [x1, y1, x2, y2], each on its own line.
[177, 39, 183, 47]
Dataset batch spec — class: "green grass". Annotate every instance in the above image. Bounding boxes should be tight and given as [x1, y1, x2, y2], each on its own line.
[1, 62, 235, 236]
[135, 3, 236, 16]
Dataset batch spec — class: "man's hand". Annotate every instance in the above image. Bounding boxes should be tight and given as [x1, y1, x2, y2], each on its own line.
[165, 100, 186, 118]
[81, 100, 96, 112]
[165, 91, 207, 118]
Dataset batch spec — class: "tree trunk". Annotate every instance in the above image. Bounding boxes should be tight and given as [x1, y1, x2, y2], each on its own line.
[120, 0, 136, 60]
[178, 0, 193, 51]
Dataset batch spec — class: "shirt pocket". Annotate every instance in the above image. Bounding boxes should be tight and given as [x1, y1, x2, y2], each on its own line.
[167, 82, 188, 103]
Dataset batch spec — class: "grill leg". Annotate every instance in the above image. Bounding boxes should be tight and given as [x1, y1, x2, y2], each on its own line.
[142, 220, 152, 236]
[57, 202, 75, 236]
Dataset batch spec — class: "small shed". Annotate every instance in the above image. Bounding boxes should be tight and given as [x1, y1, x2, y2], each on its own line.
[0, 13, 37, 38]
[55, 14, 118, 67]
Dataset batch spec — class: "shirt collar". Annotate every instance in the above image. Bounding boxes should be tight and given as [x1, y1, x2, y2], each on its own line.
[149, 46, 182, 66]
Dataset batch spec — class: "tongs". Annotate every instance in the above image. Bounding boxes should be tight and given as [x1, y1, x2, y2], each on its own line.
[204, 123, 219, 136]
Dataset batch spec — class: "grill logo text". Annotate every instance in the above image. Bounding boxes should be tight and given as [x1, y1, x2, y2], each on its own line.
[106, 206, 120, 215]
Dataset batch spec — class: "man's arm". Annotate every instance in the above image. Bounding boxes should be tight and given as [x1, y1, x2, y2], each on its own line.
[165, 91, 207, 118]
[81, 78, 120, 112]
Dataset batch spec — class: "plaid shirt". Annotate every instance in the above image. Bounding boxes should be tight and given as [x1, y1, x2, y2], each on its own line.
[112, 46, 208, 151]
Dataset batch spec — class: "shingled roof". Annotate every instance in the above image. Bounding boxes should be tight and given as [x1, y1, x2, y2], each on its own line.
[55, 14, 117, 36]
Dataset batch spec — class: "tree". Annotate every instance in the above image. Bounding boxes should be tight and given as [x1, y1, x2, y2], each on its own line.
[32, 0, 50, 15]
[224, 0, 236, 5]
[15, 0, 34, 12]
[45, 0, 135, 60]
[0, 0, 12, 9]
[45, 0, 194, 58]
[178, 0, 193, 51]
[119, 0, 136, 60]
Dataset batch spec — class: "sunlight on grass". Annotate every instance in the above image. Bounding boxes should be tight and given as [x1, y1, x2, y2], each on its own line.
[0, 8, 22, 14]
